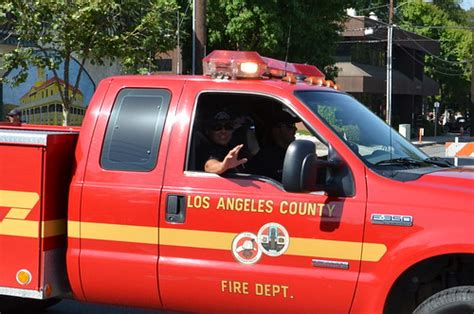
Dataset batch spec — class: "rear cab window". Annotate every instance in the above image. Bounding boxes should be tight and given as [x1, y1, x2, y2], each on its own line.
[101, 88, 171, 171]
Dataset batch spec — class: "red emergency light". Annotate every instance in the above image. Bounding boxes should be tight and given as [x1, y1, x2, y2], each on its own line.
[203, 50, 326, 81]
[202, 50, 267, 79]
[262, 57, 325, 78]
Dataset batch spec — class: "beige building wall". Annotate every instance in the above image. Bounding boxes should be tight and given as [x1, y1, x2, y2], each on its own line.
[84, 58, 122, 85]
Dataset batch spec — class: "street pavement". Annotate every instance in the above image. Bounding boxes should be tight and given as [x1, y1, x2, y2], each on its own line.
[42, 299, 161, 314]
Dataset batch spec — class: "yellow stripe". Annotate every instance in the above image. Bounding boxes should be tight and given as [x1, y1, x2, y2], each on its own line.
[0, 218, 66, 238]
[5, 208, 31, 219]
[362, 243, 388, 262]
[68, 220, 80, 238]
[0, 219, 38, 237]
[162, 228, 386, 262]
[42, 219, 67, 237]
[287, 238, 362, 260]
[70, 221, 158, 244]
[0, 190, 39, 209]
[67, 222, 387, 262]
[288, 238, 387, 261]
[160, 228, 234, 250]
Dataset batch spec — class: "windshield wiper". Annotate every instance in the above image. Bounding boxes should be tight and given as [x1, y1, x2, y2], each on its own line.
[375, 157, 424, 167]
[424, 157, 452, 167]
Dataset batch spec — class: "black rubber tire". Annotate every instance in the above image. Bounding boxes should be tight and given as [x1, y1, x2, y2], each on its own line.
[413, 286, 474, 314]
[0, 296, 61, 313]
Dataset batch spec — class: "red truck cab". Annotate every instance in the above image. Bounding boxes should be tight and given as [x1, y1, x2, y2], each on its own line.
[0, 51, 473, 313]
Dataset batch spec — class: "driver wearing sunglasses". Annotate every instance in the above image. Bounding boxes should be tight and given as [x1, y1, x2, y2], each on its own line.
[204, 110, 248, 174]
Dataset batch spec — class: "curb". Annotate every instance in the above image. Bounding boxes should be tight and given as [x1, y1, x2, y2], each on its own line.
[412, 141, 438, 147]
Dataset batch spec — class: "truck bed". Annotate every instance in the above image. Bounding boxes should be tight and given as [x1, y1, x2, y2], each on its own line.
[0, 128, 78, 299]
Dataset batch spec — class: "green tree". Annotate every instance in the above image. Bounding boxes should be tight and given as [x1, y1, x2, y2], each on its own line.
[467, 7, 474, 21]
[352, 0, 467, 24]
[431, 0, 466, 24]
[0, 0, 178, 125]
[352, 0, 388, 21]
[205, 0, 355, 79]
[397, 0, 472, 113]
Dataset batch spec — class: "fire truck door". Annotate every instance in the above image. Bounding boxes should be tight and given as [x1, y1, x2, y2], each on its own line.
[158, 88, 375, 313]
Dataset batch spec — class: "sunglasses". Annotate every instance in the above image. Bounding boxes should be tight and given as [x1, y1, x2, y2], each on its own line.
[210, 123, 234, 131]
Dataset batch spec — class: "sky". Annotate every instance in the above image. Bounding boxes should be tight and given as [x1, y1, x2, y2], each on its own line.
[461, 0, 474, 10]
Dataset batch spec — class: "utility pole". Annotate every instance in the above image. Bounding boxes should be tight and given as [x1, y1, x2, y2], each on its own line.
[470, 24, 474, 136]
[176, 11, 180, 75]
[192, 0, 206, 75]
[192, 0, 196, 75]
[386, 0, 394, 125]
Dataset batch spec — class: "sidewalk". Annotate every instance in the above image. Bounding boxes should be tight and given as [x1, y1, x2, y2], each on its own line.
[411, 133, 474, 165]
[412, 133, 474, 147]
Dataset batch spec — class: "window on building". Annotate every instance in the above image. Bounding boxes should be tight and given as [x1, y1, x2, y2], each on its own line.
[156, 59, 172, 72]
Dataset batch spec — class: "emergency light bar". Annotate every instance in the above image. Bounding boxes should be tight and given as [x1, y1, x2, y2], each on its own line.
[202, 50, 267, 79]
[262, 56, 325, 78]
[203, 50, 328, 83]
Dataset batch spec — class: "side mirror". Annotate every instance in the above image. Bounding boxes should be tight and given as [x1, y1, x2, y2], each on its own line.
[282, 140, 319, 192]
[282, 140, 344, 194]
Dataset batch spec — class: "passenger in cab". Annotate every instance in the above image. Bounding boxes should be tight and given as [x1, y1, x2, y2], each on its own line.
[204, 110, 248, 175]
[248, 111, 299, 181]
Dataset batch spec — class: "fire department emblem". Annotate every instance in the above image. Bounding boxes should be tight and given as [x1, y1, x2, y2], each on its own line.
[231, 232, 262, 265]
[257, 223, 289, 257]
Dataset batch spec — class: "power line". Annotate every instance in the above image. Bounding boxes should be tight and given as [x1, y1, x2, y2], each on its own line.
[337, 39, 387, 44]
[337, 38, 469, 76]
[396, 26, 474, 65]
[338, 38, 459, 43]
[406, 25, 474, 30]
[337, 44, 467, 76]
[357, 3, 389, 13]
[342, 24, 474, 65]
[394, 11, 474, 30]
[396, 43, 469, 76]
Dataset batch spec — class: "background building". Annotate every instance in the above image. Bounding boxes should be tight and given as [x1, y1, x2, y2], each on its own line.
[336, 13, 440, 133]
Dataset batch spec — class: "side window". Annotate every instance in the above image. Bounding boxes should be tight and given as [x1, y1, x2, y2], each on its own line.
[101, 88, 171, 171]
[187, 92, 328, 183]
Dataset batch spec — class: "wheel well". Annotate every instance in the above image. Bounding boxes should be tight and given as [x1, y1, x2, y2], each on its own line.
[384, 254, 474, 314]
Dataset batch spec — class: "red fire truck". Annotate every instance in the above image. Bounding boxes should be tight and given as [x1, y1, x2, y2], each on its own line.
[0, 51, 473, 313]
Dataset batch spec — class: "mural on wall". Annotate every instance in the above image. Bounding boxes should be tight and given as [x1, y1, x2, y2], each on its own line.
[2, 58, 95, 126]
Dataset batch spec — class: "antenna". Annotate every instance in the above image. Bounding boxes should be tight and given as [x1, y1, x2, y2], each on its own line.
[284, 25, 291, 76]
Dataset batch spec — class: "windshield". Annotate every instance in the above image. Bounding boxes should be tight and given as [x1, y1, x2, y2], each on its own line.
[295, 91, 431, 168]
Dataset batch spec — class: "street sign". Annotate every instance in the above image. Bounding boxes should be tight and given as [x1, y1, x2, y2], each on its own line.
[433, 102, 440, 138]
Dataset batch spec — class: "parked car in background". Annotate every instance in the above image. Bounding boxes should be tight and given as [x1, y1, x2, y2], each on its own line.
[443, 116, 471, 133]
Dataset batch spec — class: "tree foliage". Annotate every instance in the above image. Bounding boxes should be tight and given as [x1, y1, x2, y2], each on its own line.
[397, 0, 472, 111]
[351, 1, 472, 112]
[351, 0, 388, 21]
[205, 0, 355, 79]
[467, 7, 474, 21]
[0, 0, 178, 125]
